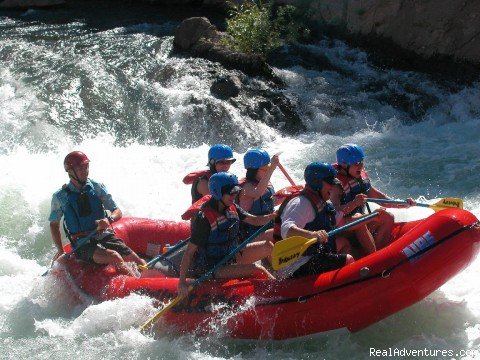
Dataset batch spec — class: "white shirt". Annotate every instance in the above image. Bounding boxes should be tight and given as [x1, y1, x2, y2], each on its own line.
[279, 195, 344, 239]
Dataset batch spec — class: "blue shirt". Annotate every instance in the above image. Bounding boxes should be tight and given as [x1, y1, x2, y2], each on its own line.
[48, 179, 118, 223]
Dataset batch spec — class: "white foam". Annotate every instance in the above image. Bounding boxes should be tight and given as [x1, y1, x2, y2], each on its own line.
[35, 293, 154, 338]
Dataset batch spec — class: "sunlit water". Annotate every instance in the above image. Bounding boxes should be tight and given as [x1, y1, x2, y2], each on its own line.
[1, 4, 479, 360]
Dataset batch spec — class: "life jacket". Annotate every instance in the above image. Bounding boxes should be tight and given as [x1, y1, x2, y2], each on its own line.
[237, 178, 275, 238]
[183, 169, 212, 203]
[59, 182, 106, 237]
[195, 202, 240, 268]
[333, 163, 371, 216]
[181, 194, 211, 220]
[274, 185, 304, 204]
[273, 186, 337, 252]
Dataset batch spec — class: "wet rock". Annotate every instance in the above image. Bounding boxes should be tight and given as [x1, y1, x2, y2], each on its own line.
[173, 17, 220, 51]
[171, 17, 304, 134]
[173, 17, 284, 84]
[210, 74, 242, 99]
[149, 64, 177, 86]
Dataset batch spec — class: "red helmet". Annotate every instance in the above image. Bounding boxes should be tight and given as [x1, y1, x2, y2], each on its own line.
[64, 151, 90, 171]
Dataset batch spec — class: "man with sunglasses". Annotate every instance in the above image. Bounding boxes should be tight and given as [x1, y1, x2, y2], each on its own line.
[178, 172, 275, 297]
[48, 151, 145, 276]
[272, 162, 355, 279]
[331, 144, 415, 251]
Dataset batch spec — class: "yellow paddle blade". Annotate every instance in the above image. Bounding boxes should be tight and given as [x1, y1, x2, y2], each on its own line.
[272, 236, 317, 270]
[139, 292, 187, 333]
[430, 197, 463, 211]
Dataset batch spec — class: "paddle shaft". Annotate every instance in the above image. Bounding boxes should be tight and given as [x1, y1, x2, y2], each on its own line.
[65, 228, 99, 257]
[277, 163, 296, 186]
[367, 198, 429, 208]
[142, 238, 189, 270]
[329, 212, 379, 237]
[139, 293, 187, 331]
[139, 221, 273, 332]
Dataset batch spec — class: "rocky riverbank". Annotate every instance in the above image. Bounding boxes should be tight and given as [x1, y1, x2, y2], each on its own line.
[3, 0, 478, 70]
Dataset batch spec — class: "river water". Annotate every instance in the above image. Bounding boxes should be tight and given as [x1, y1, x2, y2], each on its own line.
[1, 3, 479, 360]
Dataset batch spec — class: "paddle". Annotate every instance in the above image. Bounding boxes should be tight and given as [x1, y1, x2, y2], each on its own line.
[366, 197, 463, 212]
[274, 160, 303, 204]
[42, 228, 98, 276]
[277, 162, 296, 186]
[66, 228, 99, 256]
[272, 212, 379, 270]
[139, 221, 273, 333]
[138, 238, 189, 271]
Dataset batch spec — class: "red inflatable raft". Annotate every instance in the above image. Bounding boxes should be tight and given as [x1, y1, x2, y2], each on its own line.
[55, 208, 480, 339]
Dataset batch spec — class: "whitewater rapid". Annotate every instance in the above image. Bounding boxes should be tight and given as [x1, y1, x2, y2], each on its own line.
[1, 4, 479, 359]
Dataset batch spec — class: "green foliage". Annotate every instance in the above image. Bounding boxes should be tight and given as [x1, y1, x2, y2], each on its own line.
[223, 0, 309, 58]
[275, 4, 311, 44]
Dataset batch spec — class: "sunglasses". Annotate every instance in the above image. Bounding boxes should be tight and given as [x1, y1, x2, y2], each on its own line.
[216, 160, 234, 165]
[323, 176, 338, 185]
[222, 184, 241, 196]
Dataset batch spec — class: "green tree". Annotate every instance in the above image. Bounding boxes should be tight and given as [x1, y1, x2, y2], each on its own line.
[224, 0, 308, 58]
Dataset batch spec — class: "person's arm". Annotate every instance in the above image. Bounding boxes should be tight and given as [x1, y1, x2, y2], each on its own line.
[177, 242, 198, 297]
[177, 211, 210, 296]
[368, 186, 416, 208]
[96, 208, 122, 231]
[196, 178, 209, 197]
[96, 181, 123, 230]
[367, 186, 388, 199]
[235, 203, 275, 227]
[242, 154, 280, 200]
[48, 193, 65, 261]
[285, 225, 329, 244]
[243, 212, 276, 226]
[329, 184, 345, 211]
[49, 221, 64, 260]
[330, 184, 367, 215]
[280, 197, 329, 243]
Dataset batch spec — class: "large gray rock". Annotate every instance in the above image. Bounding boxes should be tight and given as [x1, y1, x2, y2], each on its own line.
[0, 0, 65, 8]
[173, 17, 220, 50]
[290, 0, 480, 66]
[173, 17, 282, 82]
[210, 74, 242, 99]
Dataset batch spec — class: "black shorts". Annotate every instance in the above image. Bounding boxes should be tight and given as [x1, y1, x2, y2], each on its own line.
[290, 252, 348, 279]
[75, 234, 132, 263]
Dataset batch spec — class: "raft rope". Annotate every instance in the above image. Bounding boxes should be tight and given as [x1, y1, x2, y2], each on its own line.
[257, 221, 480, 307]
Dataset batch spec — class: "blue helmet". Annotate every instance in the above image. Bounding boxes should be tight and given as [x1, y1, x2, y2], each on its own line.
[208, 172, 240, 200]
[207, 144, 236, 165]
[243, 148, 270, 169]
[336, 144, 365, 166]
[304, 162, 338, 191]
